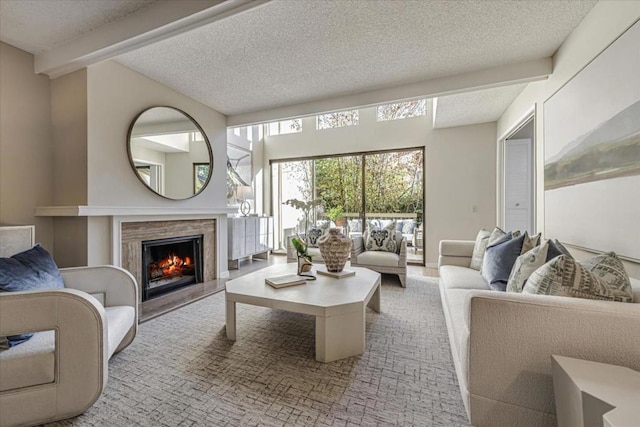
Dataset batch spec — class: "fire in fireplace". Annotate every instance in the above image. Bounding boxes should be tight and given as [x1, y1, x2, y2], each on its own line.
[141, 235, 204, 301]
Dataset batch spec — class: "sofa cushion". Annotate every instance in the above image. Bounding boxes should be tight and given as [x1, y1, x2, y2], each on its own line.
[439, 265, 489, 291]
[481, 234, 525, 291]
[0, 330, 55, 392]
[106, 306, 136, 359]
[356, 250, 400, 267]
[0, 244, 64, 347]
[523, 253, 633, 302]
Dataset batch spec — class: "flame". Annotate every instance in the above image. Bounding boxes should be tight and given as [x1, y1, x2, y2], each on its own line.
[151, 253, 192, 277]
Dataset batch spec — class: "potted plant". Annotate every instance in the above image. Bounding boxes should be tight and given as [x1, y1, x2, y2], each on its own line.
[291, 235, 314, 278]
[325, 206, 345, 227]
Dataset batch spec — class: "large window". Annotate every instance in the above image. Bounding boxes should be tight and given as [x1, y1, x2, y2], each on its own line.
[271, 148, 424, 264]
[376, 99, 426, 121]
[316, 110, 359, 130]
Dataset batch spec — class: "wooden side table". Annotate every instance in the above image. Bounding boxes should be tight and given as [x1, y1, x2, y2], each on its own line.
[551, 355, 640, 427]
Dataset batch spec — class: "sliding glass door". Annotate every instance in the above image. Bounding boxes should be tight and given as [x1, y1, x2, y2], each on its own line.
[271, 147, 424, 264]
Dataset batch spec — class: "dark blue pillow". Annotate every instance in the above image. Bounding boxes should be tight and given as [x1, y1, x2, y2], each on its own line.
[0, 244, 64, 347]
[482, 234, 526, 291]
[548, 239, 572, 259]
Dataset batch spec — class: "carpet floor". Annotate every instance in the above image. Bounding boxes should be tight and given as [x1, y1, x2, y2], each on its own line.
[49, 275, 470, 427]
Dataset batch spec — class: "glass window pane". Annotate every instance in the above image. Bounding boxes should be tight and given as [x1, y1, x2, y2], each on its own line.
[376, 99, 426, 121]
[317, 110, 359, 130]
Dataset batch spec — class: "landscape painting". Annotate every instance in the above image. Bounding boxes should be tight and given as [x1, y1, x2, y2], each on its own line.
[544, 21, 640, 260]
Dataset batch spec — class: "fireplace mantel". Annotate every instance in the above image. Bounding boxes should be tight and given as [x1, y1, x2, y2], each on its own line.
[35, 205, 238, 217]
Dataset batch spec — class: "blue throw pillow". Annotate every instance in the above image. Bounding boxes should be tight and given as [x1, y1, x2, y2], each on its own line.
[0, 244, 64, 347]
[482, 234, 526, 291]
[548, 239, 572, 259]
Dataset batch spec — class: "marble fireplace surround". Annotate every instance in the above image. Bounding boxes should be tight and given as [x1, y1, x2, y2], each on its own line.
[121, 219, 217, 300]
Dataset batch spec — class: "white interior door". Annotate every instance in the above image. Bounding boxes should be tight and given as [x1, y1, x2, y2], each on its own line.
[504, 138, 534, 234]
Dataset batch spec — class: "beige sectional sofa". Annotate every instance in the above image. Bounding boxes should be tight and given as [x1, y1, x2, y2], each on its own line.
[438, 240, 640, 427]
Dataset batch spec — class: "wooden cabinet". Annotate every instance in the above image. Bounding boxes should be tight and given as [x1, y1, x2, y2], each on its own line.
[228, 216, 273, 269]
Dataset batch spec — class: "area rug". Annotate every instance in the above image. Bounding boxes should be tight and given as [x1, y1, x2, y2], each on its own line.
[50, 276, 470, 426]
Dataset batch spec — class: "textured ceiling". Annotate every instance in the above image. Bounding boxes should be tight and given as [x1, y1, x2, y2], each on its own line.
[114, 0, 596, 116]
[0, 0, 597, 127]
[0, 0, 157, 54]
[433, 84, 527, 129]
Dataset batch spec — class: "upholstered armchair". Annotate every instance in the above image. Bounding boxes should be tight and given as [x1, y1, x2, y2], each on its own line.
[351, 234, 407, 287]
[286, 235, 325, 263]
[0, 226, 138, 427]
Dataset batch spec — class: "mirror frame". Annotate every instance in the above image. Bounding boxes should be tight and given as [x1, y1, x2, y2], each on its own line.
[126, 106, 214, 200]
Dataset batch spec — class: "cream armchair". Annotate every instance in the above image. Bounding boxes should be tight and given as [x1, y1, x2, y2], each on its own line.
[351, 235, 407, 287]
[0, 228, 138, 427]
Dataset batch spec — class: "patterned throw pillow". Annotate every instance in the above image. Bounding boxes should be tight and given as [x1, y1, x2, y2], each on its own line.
[348, 220, 362, 233]
[481, 233, 524, 291]
[364, 222, 398, 253]
[402, 220, 417, 235]
[523, 253, 633, 302]
[470, 228, 506, 270]
[521, 232, 542, 254]
[307, 227, 324, 247]
[507, 240, 550, 293]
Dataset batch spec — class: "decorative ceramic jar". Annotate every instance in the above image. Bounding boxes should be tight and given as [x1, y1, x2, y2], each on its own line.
[317, 228, 352, 272]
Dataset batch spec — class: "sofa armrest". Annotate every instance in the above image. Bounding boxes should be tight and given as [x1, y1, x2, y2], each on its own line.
[0, 289, 107, 421]
[351, 236, 365, 260]
[60, 265, 137, 308]
[60, 265, 138, 352]
[439, 240, 474, 268]
[464, 291, 640, 420]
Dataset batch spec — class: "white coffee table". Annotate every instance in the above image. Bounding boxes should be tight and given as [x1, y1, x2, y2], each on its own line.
[551, 355, 640, 427]
[225, 264, 381, 363]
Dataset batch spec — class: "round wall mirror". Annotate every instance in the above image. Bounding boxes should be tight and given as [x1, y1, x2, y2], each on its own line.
[127, 106, 213, 200]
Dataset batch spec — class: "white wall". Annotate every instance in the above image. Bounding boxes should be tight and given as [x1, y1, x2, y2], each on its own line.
[86, 61, 227, 209]
[497, 1, 640, 277]
[0, 42, 54, 250]
[263, 102, 497, 265]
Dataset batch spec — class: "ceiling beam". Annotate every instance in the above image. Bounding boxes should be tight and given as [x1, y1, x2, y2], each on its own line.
[227, 57, 552, 127]
[35, 0, 270, 78]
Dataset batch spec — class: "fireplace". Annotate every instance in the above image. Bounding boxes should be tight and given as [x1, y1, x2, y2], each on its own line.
[141, 235, 204, 301]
